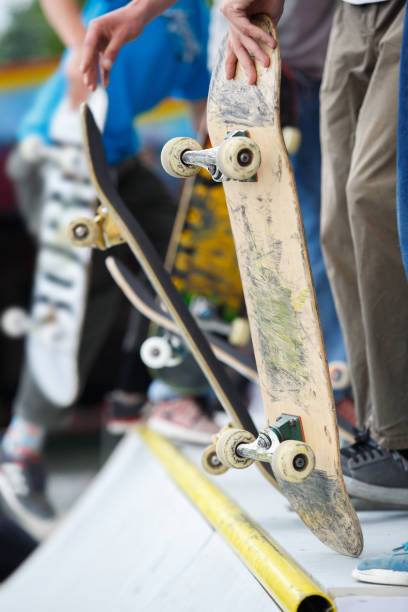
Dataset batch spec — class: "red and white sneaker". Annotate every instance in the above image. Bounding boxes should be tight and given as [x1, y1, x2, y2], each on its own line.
[147, 397, 219, 445]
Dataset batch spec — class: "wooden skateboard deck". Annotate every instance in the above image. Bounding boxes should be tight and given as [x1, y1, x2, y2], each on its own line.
[205, 16, 362, 556]
[106, 256, 358, 444]
[80, 103, 275, 488]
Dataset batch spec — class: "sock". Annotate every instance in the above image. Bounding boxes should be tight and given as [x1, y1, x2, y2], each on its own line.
[2, 416, 46, 460]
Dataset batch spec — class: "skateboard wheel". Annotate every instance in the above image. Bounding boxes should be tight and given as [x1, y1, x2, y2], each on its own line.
[272, 440, 315, 483]
[216, 136, 261, 181]
[329, 361, 351, 391]
[216, 428, 256, 469]
[161, 137, 202, 178]
[67, 217, 99, 247]
[1, 307, 29, 337]
[201, 444, 229, 475]
[19, 135, 44, 163]
[282, 126, 302, 155]
[228, 317, 250, 347]
[140, 336, 175, 369]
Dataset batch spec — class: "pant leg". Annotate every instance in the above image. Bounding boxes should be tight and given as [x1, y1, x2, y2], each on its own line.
[109, 156, 178, 393]
[346, 1, 408, 448]
[290, 77, 348, 380]
[320, 3, 371, 425]
[321, 1, 408, 448]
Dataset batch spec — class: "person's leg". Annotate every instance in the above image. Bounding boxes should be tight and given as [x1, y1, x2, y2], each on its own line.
[103, 155, 180, 432]
[320, 2, 373, 428]
[323, 0, 408, 504]
[345, 1, 408, 450]
[291, 76, 349, 401]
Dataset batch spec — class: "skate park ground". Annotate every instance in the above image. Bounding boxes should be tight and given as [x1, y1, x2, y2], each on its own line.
[0, 426, 407, 612]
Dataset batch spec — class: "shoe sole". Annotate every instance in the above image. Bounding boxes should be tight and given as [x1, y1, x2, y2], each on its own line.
[0, 471, 55, 541]
[344, 475, 408, 507]
[352, 568, 408, 586]
[147, 419, 215, 446]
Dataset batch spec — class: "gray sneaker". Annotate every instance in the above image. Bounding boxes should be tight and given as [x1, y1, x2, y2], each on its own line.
[0, 448, 56, 540]
[341, 430, 408, 506]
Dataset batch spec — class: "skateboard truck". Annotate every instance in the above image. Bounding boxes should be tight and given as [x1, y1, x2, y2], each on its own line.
[161, 130, 261, 183]
[1, 306, 57, 339]
[202, 414, 315, 483]
[68, 205, 124, 250]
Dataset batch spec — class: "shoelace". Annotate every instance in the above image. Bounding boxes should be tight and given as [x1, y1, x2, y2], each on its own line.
[391, 451, 408, 472]
[392, 542, 408, 552]
[342, 428, 379, 462]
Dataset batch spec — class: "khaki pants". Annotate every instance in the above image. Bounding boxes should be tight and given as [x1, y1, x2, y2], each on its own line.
[320, 0, 408, 448]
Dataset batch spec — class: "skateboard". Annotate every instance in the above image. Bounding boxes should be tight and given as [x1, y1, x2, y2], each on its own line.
[158, 17, 363, 556]
[1, 88, 107, 406]
[72, 102, 277, 487]
[106, 256, 359, 444]
[72, 91, 362, 554]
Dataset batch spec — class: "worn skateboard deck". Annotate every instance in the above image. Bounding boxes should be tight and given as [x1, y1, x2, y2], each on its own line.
[80, 104, 275, 487]
[206, 16, 362, 556]
[107, 257, 358, 444]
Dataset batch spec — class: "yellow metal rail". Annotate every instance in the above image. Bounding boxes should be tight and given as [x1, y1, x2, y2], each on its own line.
[139, 427, 335, 612]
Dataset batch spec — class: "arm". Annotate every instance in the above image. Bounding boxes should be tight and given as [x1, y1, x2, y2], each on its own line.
[40, 0, 89, 107]
[81, 0, 178, 91]
[220, 0, 285, 84]
[40, 0, 85, 48]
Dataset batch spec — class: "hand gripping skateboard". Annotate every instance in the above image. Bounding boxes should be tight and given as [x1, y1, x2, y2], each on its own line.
[106, 256, 358, 444]
[159, 16, 363, 557]
[1, 88, 107, 406]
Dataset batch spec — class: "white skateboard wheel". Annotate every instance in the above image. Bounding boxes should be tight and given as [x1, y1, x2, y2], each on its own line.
[161, 137, 202, 178]
[201, 444, 229, 475]
[282, 126, 302, 155]
[19, 135, 44, 163]
[272, 440, 315, 483]
[228, 317, 250, 347]
[216, 136, 261, 181]
[329, 361, 350, 391]
[140, 336, 183, 369]
[67, 217, 99, 247]
[1, 307, 30, 338]
[215, 428, 255, 469]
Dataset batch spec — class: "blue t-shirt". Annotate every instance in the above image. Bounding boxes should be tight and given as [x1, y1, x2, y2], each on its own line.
[19, 0, 210, 164]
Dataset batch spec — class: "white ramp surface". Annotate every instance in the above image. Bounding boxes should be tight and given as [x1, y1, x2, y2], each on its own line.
[0, 434, 277, 612]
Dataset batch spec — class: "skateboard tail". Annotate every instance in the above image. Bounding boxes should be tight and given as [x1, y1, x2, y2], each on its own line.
[278, 471, 363, 557]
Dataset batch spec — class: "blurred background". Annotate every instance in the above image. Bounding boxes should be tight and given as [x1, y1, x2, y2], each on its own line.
[0, 0, 197, 431]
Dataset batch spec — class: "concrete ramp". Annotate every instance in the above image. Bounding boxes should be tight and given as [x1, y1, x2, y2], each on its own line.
[0, 433, 278, 612]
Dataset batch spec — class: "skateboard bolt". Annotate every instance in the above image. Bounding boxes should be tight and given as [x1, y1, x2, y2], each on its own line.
[210, 454, 222, 467]
[293, 454, 307, 471]
[237, 148, 253, 167]
[74, 224, 89, 239]
[257, 432, 272, 449]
